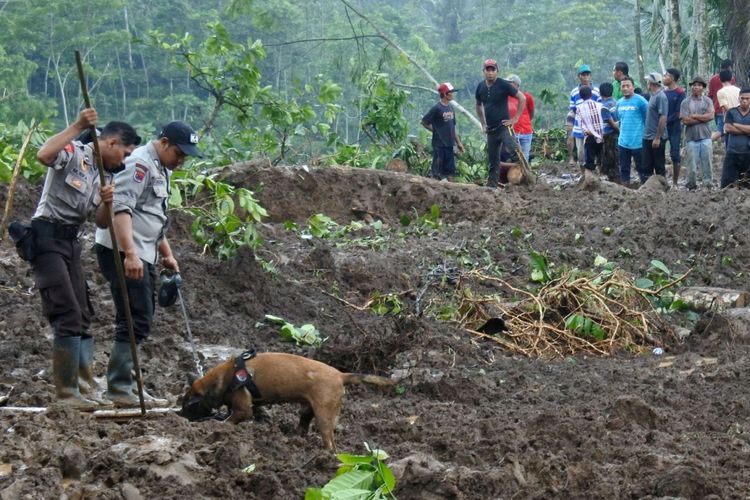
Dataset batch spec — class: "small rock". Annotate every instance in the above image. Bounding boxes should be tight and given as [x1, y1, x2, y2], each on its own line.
[59, 445, 86, 480]
[120, 482, 144, 500]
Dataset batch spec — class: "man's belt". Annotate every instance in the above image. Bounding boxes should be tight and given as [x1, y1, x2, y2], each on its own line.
[31, 219, 81, 240]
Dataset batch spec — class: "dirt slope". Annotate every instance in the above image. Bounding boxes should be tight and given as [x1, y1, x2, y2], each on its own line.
[1, 163, 749, 499]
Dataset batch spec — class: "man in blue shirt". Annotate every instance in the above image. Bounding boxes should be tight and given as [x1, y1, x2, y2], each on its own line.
[615, 76, 648, 186]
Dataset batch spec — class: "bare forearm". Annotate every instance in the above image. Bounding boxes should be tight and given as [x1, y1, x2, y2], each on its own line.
[475, 103, 486, 128]
[726, 123, 750, 134]
[95, 203, 111, 228]
[159, 238, 173, 260]
[655, 116, 667, 138]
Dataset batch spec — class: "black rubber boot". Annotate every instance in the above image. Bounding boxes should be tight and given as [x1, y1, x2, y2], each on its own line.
[52, 337, 99, 411]
[78, 337, 113, 407]
[105, 341, 140, 407]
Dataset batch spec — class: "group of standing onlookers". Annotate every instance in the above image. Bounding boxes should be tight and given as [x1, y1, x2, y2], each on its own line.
[566, 59, 750, 189]
[421, 58, 534, 187]
[421, 57, 750, 190]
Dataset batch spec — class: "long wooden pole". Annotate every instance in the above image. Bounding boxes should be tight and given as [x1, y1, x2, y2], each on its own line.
[1, 120, 37, 241]
[75, 51, 145, 415]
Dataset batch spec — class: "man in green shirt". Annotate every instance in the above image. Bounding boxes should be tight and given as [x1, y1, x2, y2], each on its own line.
[612, 61, 629, 100]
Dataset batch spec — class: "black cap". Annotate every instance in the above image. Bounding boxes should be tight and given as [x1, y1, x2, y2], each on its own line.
[159, 121, 203, 158]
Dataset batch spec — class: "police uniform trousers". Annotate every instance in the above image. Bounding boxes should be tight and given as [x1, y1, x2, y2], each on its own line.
[31, 232, 92, 339]
[95, 244, 156, 344]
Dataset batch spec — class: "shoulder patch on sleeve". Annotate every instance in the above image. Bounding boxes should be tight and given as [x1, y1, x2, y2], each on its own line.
[133, 163, 148, 183]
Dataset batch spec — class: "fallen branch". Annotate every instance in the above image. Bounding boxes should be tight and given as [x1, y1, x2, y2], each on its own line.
[1, 120, 37, 241]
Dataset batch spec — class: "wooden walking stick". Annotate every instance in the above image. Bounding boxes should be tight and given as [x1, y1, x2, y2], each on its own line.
[1, 120, 37, 241]
[75, 51, 146, 415]
[505, 124, 535, 185]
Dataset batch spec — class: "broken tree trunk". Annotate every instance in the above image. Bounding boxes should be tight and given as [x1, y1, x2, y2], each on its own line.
[674, 286, 749, 312]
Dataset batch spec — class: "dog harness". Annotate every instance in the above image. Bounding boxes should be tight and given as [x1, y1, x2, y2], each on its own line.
[228, 349, 262, 399]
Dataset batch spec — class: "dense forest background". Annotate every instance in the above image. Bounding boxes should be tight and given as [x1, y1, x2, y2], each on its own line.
[0, 0, 746, 173]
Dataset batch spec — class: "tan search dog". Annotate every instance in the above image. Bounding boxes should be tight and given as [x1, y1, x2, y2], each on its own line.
[181, 351, 396, 451]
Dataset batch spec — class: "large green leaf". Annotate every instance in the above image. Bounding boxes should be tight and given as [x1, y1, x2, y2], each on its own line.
[321, 470, 375, 498]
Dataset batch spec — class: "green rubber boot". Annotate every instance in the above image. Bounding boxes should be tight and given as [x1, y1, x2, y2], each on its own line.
[104, 341, 140, 408]
[78, 337, 113, 407]
[52, 337, 99, 411]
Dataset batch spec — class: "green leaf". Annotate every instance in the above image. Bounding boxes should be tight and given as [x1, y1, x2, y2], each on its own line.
[328, 488, 374, 500]
[593, 255, 608, 267]
[336, 454, 374, 465]
[264, 314, 287, 324]
[650, 260, 671, 275]
[430, 204, 440, 219]
[669, 299, 691, 312]
[375, 461, 396, 493]
[304, 488, 324, 500]
[321, 470, 375, 497]
[635, 278, 655, 289]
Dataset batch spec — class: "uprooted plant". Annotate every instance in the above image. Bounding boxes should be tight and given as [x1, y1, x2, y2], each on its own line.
[449, 254, 691, 358]
[170, 170, 267, 260]
[305, 443, 396, 500]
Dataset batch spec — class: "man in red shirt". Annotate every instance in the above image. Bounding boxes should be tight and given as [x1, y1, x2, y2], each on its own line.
[506, 74, 535, 161]
[708, 59, 734, 141]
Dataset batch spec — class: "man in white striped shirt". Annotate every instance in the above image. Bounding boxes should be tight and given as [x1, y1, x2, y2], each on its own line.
[575, 86, 616, 176]
[567, 65, 601, 169]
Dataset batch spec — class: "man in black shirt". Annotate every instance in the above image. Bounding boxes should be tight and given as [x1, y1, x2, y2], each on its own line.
[720, 87, 750, 187]
[475, 58, 526, 187]
[421, 82, 465, 181]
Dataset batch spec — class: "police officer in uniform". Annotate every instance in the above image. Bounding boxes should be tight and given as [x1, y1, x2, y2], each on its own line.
[95, 121, 201, 407]
[32, 108, 140, 410]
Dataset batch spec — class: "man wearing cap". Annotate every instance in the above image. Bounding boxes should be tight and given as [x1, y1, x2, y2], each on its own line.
[475, 58, 526, 187]
[95, 121, 202, 407]
[506, 74, 535, 161]
[680, 76, 714, 189]
[567, 65, 601, 170]
[641, 72, 669, 182]
[29, 109, 140, 411]
[421, 82, 464, 181]
[663, 68, 686, 185]
[720, 88, 750, 188]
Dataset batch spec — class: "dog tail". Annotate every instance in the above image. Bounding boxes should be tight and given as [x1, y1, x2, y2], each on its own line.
[343, 373, 397, 387]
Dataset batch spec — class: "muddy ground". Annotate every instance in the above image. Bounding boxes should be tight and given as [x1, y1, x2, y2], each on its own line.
[1, 157, 750, 499]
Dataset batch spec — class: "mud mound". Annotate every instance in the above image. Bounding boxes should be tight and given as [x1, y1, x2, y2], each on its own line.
[3, 164, 750, 498]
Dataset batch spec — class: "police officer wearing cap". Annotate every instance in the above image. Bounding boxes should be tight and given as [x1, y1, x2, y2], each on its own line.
[31, 108, 140, 411]
[94, 121, 202, 407]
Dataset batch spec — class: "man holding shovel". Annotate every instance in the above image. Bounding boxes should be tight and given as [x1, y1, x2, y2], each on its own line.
[475, 58, 526, 187]
[95, 121, 201, 407]
[31, 108, 140, 410]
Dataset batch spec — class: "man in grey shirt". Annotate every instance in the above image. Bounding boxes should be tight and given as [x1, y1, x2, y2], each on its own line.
[680, 76, 714, 189]
[95, 121, 201, 407]
[720, 88, 750, 187]
[642, 72, 669, 181]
